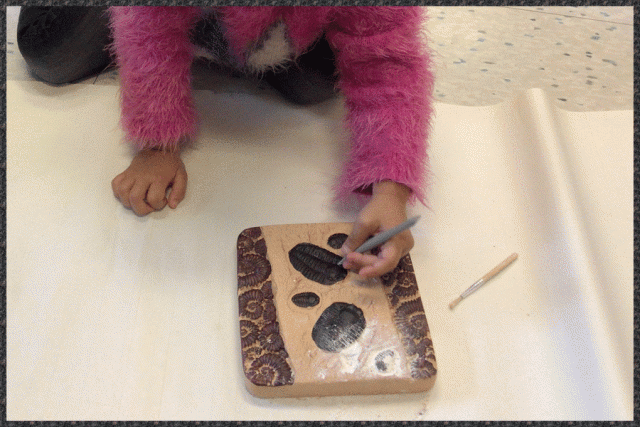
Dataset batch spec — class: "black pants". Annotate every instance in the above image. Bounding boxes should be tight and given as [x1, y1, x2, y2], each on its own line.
[17, 6, 337, 105]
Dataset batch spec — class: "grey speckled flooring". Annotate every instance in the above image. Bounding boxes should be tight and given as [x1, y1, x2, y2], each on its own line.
[6, 6, 633, 111]
[426, 6, 633, 111]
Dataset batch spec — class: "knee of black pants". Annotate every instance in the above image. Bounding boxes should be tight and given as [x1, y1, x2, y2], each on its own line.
[263, 36, 338, 106]
[17, 7, 113, 84]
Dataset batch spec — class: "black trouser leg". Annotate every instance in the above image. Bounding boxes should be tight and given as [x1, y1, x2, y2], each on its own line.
[262, 36, 338, 106]
[17, 7, 112, 84]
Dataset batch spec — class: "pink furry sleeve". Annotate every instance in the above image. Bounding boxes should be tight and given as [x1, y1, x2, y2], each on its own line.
[326, 7, 435, 205]
[109, 7, 200, 151]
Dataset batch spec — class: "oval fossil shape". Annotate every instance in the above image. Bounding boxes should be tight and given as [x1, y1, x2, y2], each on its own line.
[327, 233, 348, 249]
[312, 302, 366, 353]
[288, 243, 347, 285]
[291, 292, 320, 308]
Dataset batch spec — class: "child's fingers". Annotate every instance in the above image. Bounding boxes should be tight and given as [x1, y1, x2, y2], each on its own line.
[358, 260, 394, 278]
[358, 244, 402, 278]
[111, 173, 124, 197]
[344, 252, 395, 278]
[341, 217, 379, 256]
[342, 252, 376, 270]
[343, 239, 408, 278]
[112, 176, 135, 209]
[128, 181, 155, 216]
[146, 180, 168, 210]
[167, 167, 188, 209]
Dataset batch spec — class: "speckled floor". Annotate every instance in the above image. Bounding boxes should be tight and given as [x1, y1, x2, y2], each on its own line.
[6, 6, 633, 111]
[425, 6, 633, 111]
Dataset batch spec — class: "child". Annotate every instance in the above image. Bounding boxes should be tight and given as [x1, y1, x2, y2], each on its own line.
[19, 6, 435, 278]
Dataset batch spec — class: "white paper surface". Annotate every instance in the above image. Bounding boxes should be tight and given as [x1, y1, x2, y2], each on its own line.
[6, 80, 633, 420]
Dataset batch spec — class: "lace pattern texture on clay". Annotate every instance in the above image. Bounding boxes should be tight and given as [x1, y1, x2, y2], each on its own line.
[237, 227, 294, 387]
[382, 255, 437, 380]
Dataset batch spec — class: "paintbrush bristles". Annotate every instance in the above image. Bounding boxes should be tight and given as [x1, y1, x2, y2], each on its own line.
[448, 296, 463, 310]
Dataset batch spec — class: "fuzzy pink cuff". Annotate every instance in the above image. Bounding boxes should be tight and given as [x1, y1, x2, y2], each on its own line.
[109, 6, 201, 151]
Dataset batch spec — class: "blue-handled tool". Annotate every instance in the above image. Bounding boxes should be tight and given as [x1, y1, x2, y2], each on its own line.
[338, 215, 421, 266]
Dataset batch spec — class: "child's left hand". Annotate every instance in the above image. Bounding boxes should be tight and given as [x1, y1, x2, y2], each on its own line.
[340, 181, 414, 278]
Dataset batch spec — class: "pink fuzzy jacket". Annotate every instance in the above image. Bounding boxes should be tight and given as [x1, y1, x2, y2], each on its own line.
[109, 6, 435, 204]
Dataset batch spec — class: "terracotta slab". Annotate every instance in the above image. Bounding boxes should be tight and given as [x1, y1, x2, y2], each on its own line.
[236, 223, 436, 398]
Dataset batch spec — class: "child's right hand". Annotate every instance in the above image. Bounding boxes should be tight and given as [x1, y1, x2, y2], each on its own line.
[111, 149, 188, 216]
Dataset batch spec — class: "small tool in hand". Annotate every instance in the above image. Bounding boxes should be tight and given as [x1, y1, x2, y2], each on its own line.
[449, 252, 518, 309]
[338, 215, 421, 266]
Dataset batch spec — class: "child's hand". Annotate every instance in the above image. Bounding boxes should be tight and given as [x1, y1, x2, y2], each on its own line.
[112, 149, 187, 216]
[340, 181, 414, 278]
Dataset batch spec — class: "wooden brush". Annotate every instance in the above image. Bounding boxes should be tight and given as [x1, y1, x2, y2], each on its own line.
[449, 253, 518, 309]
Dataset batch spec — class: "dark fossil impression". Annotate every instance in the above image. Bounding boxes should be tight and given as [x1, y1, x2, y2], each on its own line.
[327, 233, 348, 249]
[288, 243, 347, 285]
[312, 302, 366, 352]
[291, 292, 320, 308]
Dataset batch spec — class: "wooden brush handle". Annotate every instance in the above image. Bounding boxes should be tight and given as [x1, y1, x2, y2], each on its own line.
[480, 253, 518, 282]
